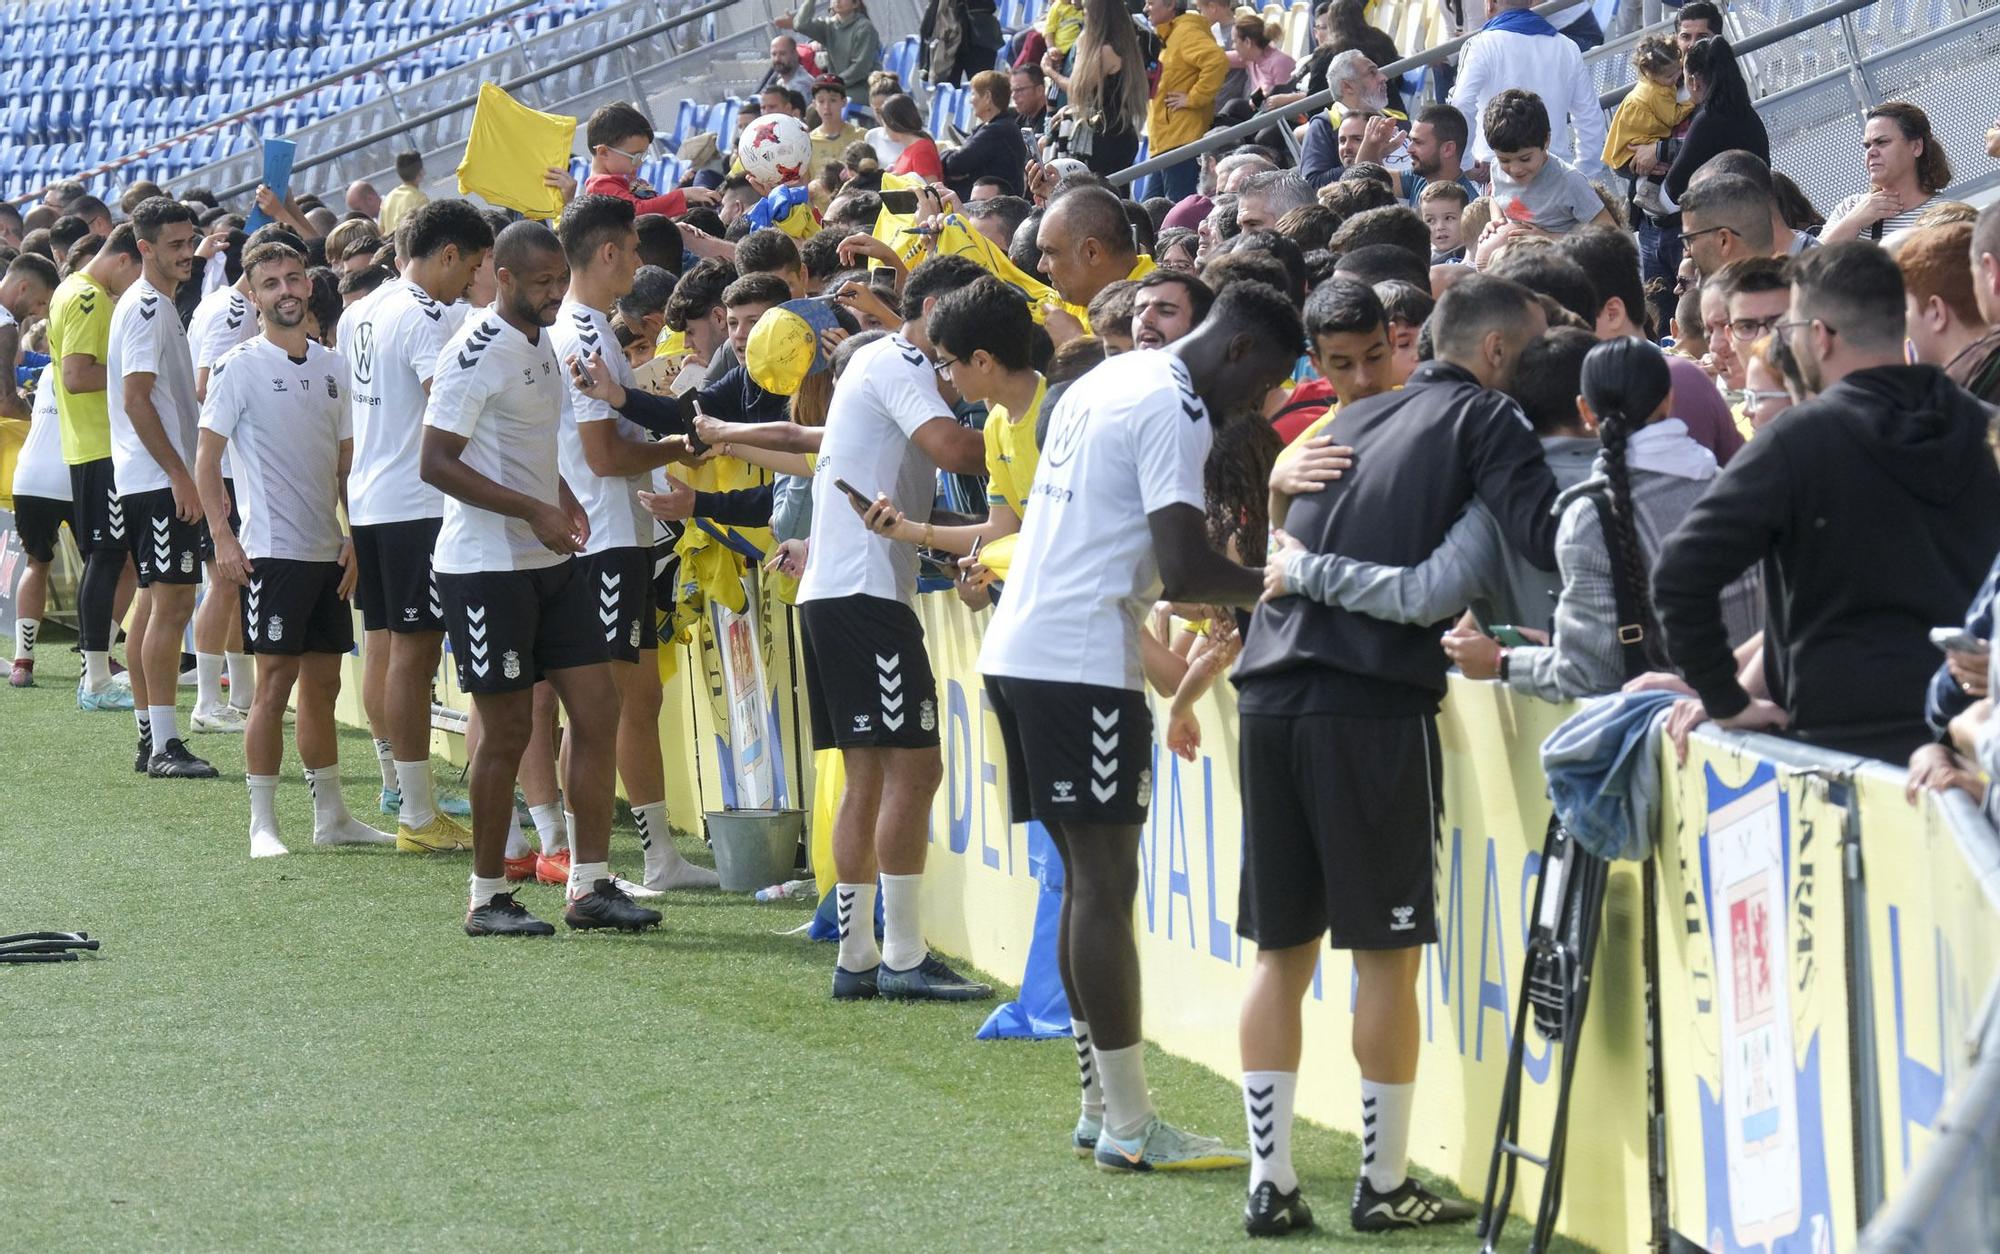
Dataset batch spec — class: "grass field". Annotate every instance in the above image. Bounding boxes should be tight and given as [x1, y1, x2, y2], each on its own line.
[1, 632, 1572, 1252]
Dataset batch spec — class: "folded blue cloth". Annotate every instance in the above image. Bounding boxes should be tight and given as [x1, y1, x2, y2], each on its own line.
[1541, 689, 1679, 861]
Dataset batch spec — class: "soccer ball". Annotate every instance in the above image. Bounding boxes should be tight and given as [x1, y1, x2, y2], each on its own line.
[737, 113, 813, 185]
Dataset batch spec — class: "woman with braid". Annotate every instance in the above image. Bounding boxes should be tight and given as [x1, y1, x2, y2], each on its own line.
[1459, 338, 1761, 698]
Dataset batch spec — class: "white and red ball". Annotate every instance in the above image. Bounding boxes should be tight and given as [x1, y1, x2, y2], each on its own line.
[736, 113, 813, 185]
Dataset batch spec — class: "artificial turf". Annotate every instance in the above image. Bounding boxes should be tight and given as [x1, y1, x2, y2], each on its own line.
[1, 633, 1580, 1252]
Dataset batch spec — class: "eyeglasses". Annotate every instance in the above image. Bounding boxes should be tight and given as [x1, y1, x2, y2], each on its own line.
[1726, 388, 1792, 408]
[1680, 224, 1732, 244]
[1728, 314, 1784, 341]
[932, 356, 959, 378]
[601, 143, 649, 165]
[1774, 318, 1836, 339]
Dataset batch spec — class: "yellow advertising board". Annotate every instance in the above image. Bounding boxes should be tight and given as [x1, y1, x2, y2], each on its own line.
[1651, 735, 1860, 1253]
[1850, 769, 2000, 1200]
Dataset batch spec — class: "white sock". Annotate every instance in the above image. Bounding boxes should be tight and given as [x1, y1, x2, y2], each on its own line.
[373, 739, 397, 791]
[85, 650, 114, 691]
[504, 808, 531, 860]
[394, 760, 436, 827]
[148, 704, 179, 746]
[195, 652, 225, 712]
[1074, 1019, 1105, 1121]
[568, 859, 609, 900]
[636, 800, 718, 888]
[529, 802, 565, 853]
[1360, 1079, 1415, 1193]
[305, 764, 348, 828]
[306, 764, 395, 845]
[226, 651, 253, 710]
[834, 881, 881, 972]
[247, 773, 287, 857]
[247, 773, 280, 831]
[14, 617, 39, 662]
[879, 872, 927, 971]
[1245, 1071, 1299, 1192]
[563, 810, 577, 852]
[469, 873, 507, 909]
[1096, 1043, 1156, 1139]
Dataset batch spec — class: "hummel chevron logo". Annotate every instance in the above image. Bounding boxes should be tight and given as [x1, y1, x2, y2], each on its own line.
[1091, 706, 1119, 731]
[138, 296, 159, 320]
[1091, 730, 1118, 756]
[896, 343, 925, 367]
[246, 580, 263, 634]
[836, 887, 856, 936]
[225, 316, 244, 331]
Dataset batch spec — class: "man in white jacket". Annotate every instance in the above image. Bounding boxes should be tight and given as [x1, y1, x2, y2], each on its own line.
[1449, 0, 1609, 180]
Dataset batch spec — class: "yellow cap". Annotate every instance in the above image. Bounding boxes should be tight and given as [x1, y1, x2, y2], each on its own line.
[745, 298, 842, 396]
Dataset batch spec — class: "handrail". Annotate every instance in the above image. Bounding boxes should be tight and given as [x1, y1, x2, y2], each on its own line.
[1596, 0, 1880, 107]
[1107, 0, 1593, 185]
[209, 0, 742, 200]
[6, 0, 555, 207]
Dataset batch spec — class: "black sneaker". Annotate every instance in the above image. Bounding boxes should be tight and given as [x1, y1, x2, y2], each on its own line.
[877, 953, 994, 1001]
[465, 892, 556, 937]
[134, 730, 152, 773]
[148, 737, 218, 779]
[1245, 1181, 1315, 1237]
[564, 878, 663, 932]
[1349, 1178, 1476, 1232]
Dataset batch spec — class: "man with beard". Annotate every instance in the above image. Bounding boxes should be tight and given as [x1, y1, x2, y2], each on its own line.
[420, 221, 658, 937]
[1232, 273, 1556, 1236]
[195, 243, 395, 858]
[1298, 51, 1407, 188]
[1655, 243, 2000, 764]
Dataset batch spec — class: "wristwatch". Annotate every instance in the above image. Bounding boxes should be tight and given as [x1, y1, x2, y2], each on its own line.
[1497, 648, 1511, 683]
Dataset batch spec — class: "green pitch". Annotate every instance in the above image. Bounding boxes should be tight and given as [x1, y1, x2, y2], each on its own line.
[1, 635, 1574, 1251]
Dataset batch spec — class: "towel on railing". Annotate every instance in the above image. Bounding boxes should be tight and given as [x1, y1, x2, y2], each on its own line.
[1540, 689, 1679, 861]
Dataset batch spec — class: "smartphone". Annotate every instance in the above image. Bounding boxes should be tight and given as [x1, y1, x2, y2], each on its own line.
[880, 189, 920, 214]
[833, 478, 873, 510]
[1490, 624, 1532, 649]
[1929, 626, 1985, 655]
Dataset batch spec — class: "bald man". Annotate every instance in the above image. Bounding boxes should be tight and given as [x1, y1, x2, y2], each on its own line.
[1034, 186, 1154, 312]
[346, 181, 383, 221]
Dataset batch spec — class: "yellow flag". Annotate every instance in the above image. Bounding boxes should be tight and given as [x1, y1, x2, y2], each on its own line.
[456, 83, 576, 219]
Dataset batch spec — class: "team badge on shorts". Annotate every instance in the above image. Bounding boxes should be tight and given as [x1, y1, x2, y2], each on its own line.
[920, 698, 936, 731]
[180, 552, 194, 574]
[267, 615, 284, 643]
[502, 650, 522, 680]
[1137, 768, 1153, 807]
[629, 621, 640, 649]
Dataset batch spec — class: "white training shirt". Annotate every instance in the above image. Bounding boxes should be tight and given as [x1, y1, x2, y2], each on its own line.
[343, 277, 460, 526]
[190, 285, 255, 372]
[105, 276, 201, 497]
[551, 297, 652, 553]
[798, 334, 951, 606]
[979, 350, 1212, 691]
[424, 308, 567, 575]
[11, 367, 72, 501]
[199, 336, 352, 563]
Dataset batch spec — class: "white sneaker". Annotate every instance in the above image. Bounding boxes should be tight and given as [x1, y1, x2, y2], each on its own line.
[193, 705, 249, 733]
[611, 874, 665, 899]
[643, 849, 723, 891]
[251, 829, 290, 858]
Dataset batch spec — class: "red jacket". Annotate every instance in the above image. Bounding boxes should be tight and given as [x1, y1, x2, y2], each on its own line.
[584, 171, 688, 218]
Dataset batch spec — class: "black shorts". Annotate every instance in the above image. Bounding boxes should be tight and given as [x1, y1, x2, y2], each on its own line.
[351, 517, 444, 634]
[799, 594, 939, 749]
[437, 560, 608, 695]
[243, 558, 355, 656]
[584, 545, 657, 662]
[987, 676, 1155, 825]
[126, 488, 209, 587]
[67, 457, 127, 554]
[12, 495, 71, 564]
[1237, 712, 1442, 951]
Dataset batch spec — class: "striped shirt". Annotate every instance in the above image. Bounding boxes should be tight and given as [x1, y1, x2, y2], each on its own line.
[1827, 190, 1944, 241]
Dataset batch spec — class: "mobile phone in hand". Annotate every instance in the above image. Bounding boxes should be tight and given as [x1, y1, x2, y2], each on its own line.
[1929, 626, 1984, 655]
[833, 478, 873, 510]
[1490, 624, 1531, 649]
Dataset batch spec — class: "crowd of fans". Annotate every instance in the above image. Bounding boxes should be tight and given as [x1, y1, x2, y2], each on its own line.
[8, 0, 2000, 1239]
